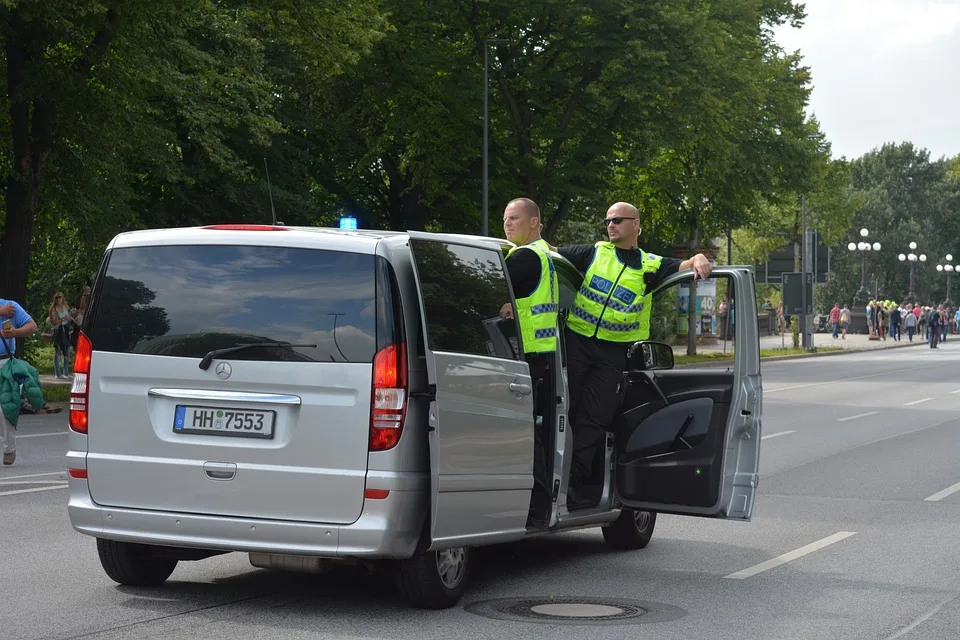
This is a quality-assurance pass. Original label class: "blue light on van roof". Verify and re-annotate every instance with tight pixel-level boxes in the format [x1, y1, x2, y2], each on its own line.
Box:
[339, 216, 358, 230]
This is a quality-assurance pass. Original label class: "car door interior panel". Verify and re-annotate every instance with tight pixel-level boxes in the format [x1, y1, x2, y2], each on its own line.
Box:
[614, 367, 735, 510]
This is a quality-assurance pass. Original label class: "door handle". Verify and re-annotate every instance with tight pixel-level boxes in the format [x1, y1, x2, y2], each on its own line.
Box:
[509, 381, 532, 396]
[203, 461, 237, 481]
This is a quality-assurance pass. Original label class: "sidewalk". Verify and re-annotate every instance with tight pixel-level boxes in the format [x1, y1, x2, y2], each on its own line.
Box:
[40, 374, 72, 387]
[676, 330, 940, 358]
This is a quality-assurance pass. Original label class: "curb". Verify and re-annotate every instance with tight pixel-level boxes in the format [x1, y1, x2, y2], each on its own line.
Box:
[675, 337, 931, 368]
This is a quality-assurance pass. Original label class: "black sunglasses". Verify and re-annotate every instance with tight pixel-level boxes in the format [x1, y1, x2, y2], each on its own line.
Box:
[604, 217, 638, 226]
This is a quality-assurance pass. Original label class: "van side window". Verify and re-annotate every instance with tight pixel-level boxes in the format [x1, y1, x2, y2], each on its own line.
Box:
[411, 240, 521, 360]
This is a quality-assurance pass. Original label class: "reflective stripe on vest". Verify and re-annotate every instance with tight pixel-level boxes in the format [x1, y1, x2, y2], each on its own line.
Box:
[566, 241, 663, 342]
[507, 239, 559, 353]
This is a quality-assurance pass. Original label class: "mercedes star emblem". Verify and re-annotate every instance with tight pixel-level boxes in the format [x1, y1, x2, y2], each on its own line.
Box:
[215, 362, 232, 380]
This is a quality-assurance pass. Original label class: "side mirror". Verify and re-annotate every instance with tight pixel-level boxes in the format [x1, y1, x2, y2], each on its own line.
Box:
[626, 340, 675, 371]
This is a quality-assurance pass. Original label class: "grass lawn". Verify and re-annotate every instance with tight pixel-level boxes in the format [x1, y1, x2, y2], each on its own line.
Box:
[675, 346, 843, 365]
[43, 385, 71, 403]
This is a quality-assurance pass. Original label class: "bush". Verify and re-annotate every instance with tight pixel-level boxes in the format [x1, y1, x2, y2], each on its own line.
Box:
[24, 340, 55, 374]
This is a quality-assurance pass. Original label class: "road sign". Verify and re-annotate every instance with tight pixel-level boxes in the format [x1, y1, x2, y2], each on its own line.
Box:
[754, 234, 829, 284]
[782, 272, 813, 315]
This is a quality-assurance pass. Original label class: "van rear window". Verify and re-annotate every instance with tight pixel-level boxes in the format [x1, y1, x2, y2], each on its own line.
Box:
[85, 245, 377, 363]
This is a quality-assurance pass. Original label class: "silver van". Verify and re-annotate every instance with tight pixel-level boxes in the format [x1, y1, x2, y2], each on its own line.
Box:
[66, 225, 762, 609]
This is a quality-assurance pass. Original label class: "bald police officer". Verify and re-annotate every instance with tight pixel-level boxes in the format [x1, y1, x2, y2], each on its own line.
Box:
[558, 202, 712, 508]
[501, 197, 559, 526]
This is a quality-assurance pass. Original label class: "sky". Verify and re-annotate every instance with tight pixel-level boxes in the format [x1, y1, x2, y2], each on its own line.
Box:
[774, 0, 960, 161]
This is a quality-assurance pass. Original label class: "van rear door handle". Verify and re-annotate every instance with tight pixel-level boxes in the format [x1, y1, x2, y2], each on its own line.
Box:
[203, 461, 237, 481]
[509, 381, 532, 396]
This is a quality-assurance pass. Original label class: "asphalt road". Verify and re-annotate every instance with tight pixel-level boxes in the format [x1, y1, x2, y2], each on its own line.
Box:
[3, 339, 959, 639]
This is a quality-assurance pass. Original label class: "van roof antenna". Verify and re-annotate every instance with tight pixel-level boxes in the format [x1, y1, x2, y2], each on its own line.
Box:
[264, 157, 279, 226]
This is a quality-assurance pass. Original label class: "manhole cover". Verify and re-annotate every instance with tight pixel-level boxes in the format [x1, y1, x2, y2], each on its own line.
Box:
[464, 597, 686, 626]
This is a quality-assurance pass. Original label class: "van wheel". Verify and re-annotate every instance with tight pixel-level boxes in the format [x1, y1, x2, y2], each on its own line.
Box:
[97, 538, 178, 586]
[602, 509, 657, 550]
[395, 541, 471, 609]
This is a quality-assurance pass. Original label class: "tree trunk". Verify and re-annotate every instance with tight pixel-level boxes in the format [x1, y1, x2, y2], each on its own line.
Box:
[2, 168, 41, 305]
[0, 5, 120, 330]
[686, 222, 701, 356]
[686, 278, 699, 356]
[2, 35, 54, 323]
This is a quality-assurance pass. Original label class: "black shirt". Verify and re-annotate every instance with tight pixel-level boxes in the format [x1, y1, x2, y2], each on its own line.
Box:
[504, 246, 545, 299]
[558, 244, 682, 291]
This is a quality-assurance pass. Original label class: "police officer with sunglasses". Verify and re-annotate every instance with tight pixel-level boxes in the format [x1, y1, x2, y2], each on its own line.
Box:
[557, 202, 712, 509]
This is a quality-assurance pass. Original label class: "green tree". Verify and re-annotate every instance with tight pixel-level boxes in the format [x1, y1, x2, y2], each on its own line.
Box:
[0, 1, 386, 309]
[307, 0, 810, 240]
[814, 143, 957, 309]
[609, 0, 812, 354]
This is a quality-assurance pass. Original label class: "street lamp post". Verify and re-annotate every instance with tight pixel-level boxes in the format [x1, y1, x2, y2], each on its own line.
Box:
[897, 242, 927, 303]
[481, 37, 508, 237]
[936, 254, 954, 306]
[847, 228, 880, 305]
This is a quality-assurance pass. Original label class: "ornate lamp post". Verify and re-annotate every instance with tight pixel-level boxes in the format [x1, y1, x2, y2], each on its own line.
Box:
[936, 254, 954, 307]
[897, 242, 927, 303]
[847, 228, 880, 305]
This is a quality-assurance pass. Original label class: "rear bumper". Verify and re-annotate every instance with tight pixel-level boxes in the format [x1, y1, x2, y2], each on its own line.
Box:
[67, 474, 428, 560]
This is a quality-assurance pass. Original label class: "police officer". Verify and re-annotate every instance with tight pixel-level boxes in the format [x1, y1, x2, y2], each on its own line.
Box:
[500, 197, 559, 526]
[558, 202, 712, 508]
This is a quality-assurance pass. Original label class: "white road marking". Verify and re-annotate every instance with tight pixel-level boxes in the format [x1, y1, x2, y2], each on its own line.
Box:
[0, 471, 65, 480]
[0, 480, 71, 485]
[765, 360, 952, 394]
[724, 531, 857, 579]
[951, 389, 960, 395]
[837, 411, 879, 422]
[924, 481, 960, 502]
[904, 397, 934, 406]
[0, 484, 68, 497]
[761, 430, 796, 441]
[16, 431, 68, 439]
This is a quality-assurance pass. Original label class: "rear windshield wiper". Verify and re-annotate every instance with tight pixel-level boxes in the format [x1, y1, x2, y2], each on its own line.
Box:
[198, 342, 317, 370]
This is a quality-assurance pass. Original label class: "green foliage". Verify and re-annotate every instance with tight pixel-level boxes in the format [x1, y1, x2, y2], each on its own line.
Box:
[3, 0, 957, 333]
[816, 143, 960, 307]
[0, 0, 387, 309]
[650, 285, 678, 344]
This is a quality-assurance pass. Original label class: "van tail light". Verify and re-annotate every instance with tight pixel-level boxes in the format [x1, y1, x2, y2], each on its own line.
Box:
[69, 332, 92, 434]
[369, 343, 407, 451]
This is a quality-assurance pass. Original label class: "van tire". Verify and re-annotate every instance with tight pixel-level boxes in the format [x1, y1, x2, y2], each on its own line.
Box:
[395, 539, 471, 609]
[97, 538, 178, 586]
[602, 509, 656, 550]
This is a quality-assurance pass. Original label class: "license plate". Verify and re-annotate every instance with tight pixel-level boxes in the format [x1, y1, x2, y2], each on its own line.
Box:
[173, 405, 275, 439]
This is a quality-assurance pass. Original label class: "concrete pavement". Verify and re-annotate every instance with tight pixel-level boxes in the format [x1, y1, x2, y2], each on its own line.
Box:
[678, 328, 948, 357]
[3, 344, 960, 639]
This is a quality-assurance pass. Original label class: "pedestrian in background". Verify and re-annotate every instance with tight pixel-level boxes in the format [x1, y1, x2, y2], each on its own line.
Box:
[0, 298, 39, 466]
[47, 292, 74, 380]
[889, 303, 901, 341]
[71, 285, 91, 349]
[929, 307, 941, 349]
[904, 304, 917, 341]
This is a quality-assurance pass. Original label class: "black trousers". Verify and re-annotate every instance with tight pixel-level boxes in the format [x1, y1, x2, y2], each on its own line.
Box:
[527, 353, 555, 515]
[565, 329, 628, 487]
